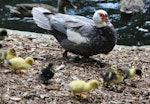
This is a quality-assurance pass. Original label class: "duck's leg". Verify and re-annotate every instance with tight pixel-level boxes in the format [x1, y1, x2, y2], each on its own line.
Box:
[63, 50, 68, 58]
[63, 50, 81, 62]
[80, 57, 105, 68]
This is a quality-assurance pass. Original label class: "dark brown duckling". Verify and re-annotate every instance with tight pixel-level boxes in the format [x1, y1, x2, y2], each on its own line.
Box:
[39, 63, 55, 84]
[119, 0, 144, 14]
[9, 0, 77, 17]
[0, 29, 8, 40]
[0, 29, 8, 48]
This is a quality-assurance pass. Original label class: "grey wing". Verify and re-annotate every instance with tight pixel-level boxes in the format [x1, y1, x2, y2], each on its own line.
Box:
[50, 13, 95, 36]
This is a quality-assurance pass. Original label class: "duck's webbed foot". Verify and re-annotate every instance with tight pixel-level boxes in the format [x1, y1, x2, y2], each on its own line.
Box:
[68, 56, 82, 62]
[79, 57, 105, 68]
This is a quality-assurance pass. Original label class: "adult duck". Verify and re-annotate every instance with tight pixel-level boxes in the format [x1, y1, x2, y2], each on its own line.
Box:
[119, 0, 144, 14]
[32, 7, 117, 59]
[9, 0, 77, 17]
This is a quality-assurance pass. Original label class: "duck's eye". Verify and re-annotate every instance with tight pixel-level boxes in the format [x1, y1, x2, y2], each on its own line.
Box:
[99, 13, 104, 17]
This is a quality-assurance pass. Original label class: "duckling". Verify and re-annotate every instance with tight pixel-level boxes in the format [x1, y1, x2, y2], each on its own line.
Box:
[0, 48, 16, 62]
[39, 63, 55, 84]
[119, 0, 144, 14]
[110, 66, 142, 82]
[118, 67, 142, 79]
[109, 65, 117, 71]
[100, 69, 124, 87]
[0, 29, 8, 40]
[10, 0, 77, 17]
[5, 57, 34, 73]
[69, 79, 99, 98]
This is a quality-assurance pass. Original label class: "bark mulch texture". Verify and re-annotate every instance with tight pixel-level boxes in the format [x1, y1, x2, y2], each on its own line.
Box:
[0, 31, 149, 104]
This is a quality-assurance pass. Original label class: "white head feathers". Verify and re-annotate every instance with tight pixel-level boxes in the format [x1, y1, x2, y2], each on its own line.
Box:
[92, 9, 108, 28]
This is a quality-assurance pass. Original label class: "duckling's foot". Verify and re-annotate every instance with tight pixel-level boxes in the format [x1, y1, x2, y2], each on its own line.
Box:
[42, 80, 50, 85]
[15, 69, 26, 73]
[79, 93, 87, 99]
[75, 93, 87, 99]
[39, 78, 50, 85]
[19, 69, 26, 73]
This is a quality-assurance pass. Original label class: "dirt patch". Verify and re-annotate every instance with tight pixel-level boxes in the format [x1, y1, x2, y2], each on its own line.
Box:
[0, 31, 150, 104]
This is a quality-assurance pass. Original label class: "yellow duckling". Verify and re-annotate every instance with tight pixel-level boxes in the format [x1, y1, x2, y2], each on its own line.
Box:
[0, 48, 16, 61]
[5, 56, 34, 73]
[69, 79, 99, 98]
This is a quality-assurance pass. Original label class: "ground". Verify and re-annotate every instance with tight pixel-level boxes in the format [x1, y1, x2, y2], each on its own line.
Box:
[0, 30, 150, 104]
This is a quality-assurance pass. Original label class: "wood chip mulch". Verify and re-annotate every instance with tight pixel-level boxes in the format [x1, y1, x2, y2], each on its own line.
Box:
[0, 32, 150, 104]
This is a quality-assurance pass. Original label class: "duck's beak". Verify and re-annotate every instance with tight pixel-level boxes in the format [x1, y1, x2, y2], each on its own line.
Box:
[71, 3, 77, 9]
[103, 15, 108, 22]
[69, 1, 77, 9]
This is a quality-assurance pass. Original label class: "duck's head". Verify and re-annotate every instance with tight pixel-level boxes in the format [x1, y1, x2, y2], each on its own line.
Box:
[92, 9, 109, 28]
[25, 57, 34, 65]
[88, 79, 99, 88]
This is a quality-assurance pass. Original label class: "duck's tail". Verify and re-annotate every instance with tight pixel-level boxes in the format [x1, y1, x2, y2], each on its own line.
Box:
[31, 7, 52, 30]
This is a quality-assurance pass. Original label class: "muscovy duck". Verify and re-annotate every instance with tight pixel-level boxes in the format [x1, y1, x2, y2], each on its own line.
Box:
[32, 7, 117, 59]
